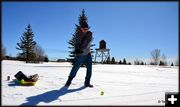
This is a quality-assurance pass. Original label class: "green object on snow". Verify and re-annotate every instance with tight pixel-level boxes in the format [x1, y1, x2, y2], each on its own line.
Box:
[16, 79, 37, 86]
[100, 91, 104, 95]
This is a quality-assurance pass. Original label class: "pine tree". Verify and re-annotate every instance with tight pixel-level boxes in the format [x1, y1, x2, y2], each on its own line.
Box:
[119, 60, 122, 64]
[111, 57, 116, 64]
[171, 62, 174, 66]
[79, 9, 88, 27]
[67, 24, 80, 64]
[137, 61, 139, 65]
[44, 55, 49, 62]
[140, 61, 144, 65]
[159, 60, 165, 66]
[106, 56, 111, 64]
[123, 58, 127, 65]
[16, 24, 36, 63]
[67, 9, 95, 65]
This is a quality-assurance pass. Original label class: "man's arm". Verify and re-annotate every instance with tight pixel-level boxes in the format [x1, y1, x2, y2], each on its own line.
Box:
[74, 31, 83, 54]
[80, 31, 92, 51]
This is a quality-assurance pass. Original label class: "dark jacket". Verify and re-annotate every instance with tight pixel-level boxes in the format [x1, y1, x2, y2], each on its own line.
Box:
[74, 30, 92, 56]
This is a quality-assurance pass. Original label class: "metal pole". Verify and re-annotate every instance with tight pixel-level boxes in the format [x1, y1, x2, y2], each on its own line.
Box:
[94, 50, 98, 63]
[101, 50, 103, 63]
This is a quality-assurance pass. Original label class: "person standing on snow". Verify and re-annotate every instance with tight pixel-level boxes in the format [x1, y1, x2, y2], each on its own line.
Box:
[65, 22, 93, 88]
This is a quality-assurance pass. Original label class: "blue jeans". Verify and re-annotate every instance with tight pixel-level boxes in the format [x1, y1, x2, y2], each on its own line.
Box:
[68, 53, 92, 85]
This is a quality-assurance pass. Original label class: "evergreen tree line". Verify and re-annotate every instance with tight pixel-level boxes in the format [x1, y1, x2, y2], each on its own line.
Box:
[102, 57, 131, 65]
[98, 56, 177, 66]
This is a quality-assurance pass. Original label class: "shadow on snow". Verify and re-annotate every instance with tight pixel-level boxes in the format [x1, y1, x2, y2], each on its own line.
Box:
[21, 86, 86, 105]
[8, 79, 21, 86]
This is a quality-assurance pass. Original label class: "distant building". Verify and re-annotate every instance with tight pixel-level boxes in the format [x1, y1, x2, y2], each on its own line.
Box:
[94, 40, 110, 63]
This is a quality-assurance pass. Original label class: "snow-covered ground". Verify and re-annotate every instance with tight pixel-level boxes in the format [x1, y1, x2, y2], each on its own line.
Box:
[1, 60, 179, 106]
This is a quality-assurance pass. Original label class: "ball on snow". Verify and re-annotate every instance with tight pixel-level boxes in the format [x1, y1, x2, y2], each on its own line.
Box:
[100, 91, 104, 95]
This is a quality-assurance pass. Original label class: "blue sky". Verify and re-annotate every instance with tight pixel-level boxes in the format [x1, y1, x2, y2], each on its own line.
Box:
[2, 2, 179, 63]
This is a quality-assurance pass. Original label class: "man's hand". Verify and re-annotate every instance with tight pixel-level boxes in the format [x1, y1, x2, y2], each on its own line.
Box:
[74, 49, 83, 54]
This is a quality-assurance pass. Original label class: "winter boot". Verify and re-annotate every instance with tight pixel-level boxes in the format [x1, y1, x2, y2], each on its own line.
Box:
[84, 83, 93, 88]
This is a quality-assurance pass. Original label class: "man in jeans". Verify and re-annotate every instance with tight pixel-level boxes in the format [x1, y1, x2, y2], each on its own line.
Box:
[65, 22, 93, 88]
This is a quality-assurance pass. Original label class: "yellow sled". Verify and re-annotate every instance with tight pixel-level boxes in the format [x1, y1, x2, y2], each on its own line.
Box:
[14, 72, 39, 86]
[16, 79, 37, 86]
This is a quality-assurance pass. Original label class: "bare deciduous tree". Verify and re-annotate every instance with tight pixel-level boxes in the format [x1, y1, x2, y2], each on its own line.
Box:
[175, 58, 179, 66]
[160, 54, 167, 66]
[2, 45, 6, 60]
[151, 49, 160, 65]
[34, 45, 45, 63]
